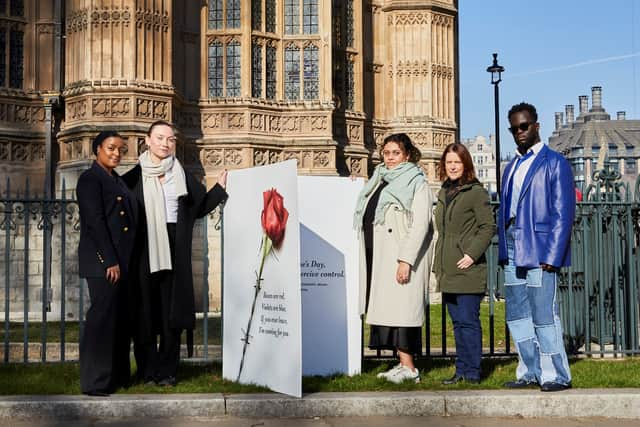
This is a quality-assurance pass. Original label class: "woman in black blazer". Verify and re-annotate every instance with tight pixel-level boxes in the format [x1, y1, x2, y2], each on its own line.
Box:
[122, 120, 227, 387]
[76, 131, 138, 396]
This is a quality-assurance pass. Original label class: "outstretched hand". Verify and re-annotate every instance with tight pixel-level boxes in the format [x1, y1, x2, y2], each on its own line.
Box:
[217, 169, 228, 189]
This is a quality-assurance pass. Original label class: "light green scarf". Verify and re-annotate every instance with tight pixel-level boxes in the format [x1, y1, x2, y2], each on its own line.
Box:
[353, 162, 426, 229]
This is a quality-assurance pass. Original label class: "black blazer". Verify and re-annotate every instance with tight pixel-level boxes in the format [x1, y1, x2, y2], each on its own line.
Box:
[122, 164, 227, 332]
[77, 162, 138, 279]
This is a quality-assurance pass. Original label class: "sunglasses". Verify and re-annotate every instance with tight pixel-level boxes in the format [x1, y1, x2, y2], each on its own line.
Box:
[508, 122, 534, 134]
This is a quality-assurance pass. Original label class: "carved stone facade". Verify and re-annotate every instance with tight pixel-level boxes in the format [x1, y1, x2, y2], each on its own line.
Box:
[0, 0, 458, 314]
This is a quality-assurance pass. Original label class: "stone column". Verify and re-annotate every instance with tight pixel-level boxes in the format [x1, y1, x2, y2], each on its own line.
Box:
[375, 1, 458, 185]
[58, 0, 175, 188]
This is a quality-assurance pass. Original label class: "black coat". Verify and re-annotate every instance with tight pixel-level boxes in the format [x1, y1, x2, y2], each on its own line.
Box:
[77, 162, 138, 279]
[122, 165, 228, 335]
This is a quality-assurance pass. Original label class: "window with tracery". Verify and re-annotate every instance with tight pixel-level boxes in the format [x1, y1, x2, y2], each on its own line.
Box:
[345, 0, 354, 47]
[0, 0, 23, 89]
[266, 0, 276, 33]
[266, 45, 277, 99]
[303, 0, 318, 34]
[208, 0, 241, 29]
[285, 0, 318, 34]
[284, 43, 319, 101]
[253, 0, 277, 33]
[285, 45, 300, 100]
[252, 41, 278, 100]
[252, 0, 262, 30]
[10, 0, 22, 16]
[226, 40, 241, 96]
[252, 43, 263, 98]
[8, 29, 22, 89]
[303, 45, 319, 99]
[345, 56, 354, 110]
[0, 29, 5, 86]
[208, 41, 224, 97]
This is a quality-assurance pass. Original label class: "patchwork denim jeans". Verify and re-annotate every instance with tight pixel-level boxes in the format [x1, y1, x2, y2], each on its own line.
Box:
[503, 227, 572, 385]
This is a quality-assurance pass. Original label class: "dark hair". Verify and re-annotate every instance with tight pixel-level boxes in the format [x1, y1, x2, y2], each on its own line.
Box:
[508, 102, 538, 122]
[92, 130, 122, 155]
[438, 143, 476, 183]
[147, 120, 175, 136]
[380, 133, 422, 163]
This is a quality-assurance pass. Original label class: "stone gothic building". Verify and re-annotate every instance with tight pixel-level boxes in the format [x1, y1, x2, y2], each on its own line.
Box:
[1, 0, 458, 315]
[549, 86, 640, 192]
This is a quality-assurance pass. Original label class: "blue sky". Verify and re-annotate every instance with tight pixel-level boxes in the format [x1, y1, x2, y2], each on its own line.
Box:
[459, 0, 640, 155]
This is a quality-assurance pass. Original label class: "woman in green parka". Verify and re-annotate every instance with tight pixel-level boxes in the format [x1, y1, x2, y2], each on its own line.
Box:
[434, 143, 495, 385]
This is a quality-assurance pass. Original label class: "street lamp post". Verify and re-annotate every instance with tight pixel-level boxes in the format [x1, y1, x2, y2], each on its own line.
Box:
[486, 53, 504, 196]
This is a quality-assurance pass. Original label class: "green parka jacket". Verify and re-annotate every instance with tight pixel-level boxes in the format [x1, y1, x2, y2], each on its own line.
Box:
[433, 180, 496, 293]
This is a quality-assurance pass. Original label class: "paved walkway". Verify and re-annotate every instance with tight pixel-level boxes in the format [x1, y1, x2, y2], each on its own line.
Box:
[1, 389, 640, 420]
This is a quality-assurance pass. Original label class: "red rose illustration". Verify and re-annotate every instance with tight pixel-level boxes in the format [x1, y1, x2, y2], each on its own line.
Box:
[261, 189, 289, 249]
[238, 187, 290, 382]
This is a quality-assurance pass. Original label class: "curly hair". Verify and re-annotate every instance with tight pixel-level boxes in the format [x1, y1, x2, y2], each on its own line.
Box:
[508, 102, 538, 122]
[380, 133, 422, 163]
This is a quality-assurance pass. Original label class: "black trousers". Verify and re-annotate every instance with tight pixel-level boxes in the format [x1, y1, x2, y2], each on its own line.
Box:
[80, 277, 131, 393]
[135, 224, 182, 381]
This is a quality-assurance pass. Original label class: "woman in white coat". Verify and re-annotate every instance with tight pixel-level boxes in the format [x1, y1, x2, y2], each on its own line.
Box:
[354, 133, 434, 384]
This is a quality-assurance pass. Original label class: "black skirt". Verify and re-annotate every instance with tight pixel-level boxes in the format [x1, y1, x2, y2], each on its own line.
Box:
[369, 324, 422, 355]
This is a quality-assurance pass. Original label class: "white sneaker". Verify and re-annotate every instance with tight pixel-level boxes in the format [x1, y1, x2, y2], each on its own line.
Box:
[376, 363, 403, 379]
[386, 365, 420, 384]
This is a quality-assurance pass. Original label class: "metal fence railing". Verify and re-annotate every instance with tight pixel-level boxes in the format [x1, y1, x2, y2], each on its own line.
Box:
[2, 165, 640, 364]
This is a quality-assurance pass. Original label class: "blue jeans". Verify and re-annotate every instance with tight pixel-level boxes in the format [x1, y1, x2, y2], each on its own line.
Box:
[504, 227, 571, 385]
[444, 293, 483, 380]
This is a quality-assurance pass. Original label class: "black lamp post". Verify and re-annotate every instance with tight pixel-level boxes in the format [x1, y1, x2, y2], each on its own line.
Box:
[486, 53, 504, 196]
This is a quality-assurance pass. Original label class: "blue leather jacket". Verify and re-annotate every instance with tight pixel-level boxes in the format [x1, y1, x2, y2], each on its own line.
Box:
[498, 144, 576, 268]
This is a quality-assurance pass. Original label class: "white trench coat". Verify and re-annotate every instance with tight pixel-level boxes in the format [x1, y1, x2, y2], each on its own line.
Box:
[358, 181, 434, 327]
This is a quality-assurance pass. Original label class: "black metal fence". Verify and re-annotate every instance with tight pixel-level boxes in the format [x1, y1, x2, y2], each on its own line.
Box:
[2, 166, 640, 364]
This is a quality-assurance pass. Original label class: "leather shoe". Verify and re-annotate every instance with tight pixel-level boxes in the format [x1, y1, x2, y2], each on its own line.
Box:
[84, 390, 110, 397]
[441, 374, 464, 385]
[442, 374, 480, 385]
[504, 379, 538, 389]
[541, 381, 571, 392]
[156, 376, 176, 387]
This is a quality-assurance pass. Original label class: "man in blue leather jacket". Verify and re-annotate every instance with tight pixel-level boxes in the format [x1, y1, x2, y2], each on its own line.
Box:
[498, 102, 576, 392]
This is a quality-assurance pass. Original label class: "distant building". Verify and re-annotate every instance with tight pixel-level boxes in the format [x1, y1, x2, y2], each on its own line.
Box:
[549, 86, 640, 191]
[462, 135, 497, 194]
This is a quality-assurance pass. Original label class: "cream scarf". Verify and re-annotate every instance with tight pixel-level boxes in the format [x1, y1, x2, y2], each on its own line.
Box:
[139, 150, 188, 273]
